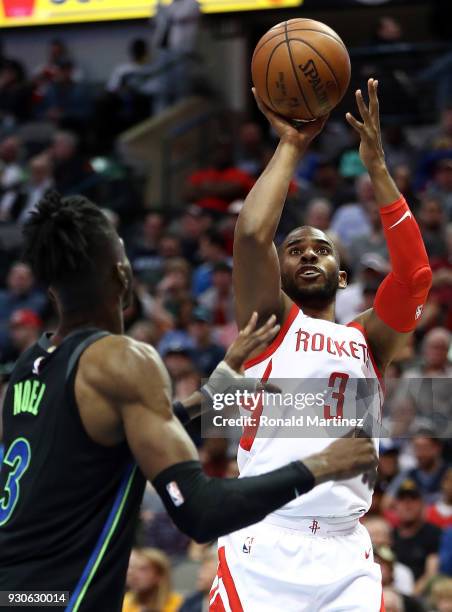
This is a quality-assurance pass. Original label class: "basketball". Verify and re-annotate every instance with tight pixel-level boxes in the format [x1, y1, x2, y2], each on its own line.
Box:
[251, 19, 351, 121]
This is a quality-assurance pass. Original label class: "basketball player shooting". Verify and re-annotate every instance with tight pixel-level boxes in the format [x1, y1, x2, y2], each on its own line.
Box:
[209, 79, 432, 611]
[0, 193, 377, 611]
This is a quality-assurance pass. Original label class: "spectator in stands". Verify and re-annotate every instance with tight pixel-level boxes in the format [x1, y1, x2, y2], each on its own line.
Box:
[426, 468, 452, 529]
[0, 59, 30, 126]
[0, 262, 47, 359]
[430, 577, 452, 612]
[378, 442, 401, 494]
[382, 588, 404, 612]
[151, 0, 201, 112]
[386, 432, 450, 506]
[335, 253, 389, 324]
[418, 196, 448, 259]
[364, 516, 415, 596]
[303, 197, 349, 270]
[139, 482, 191, 559]
[392, 479, 442, 593]
[6, 154, 54, 224]
[49, 131, 93, 195]
[383, 126, 417, 171]
[199, 261, 234, 328]
[405, 328, 452, 379]
[0, 136, 23, 192]
[348, 199, 388, 276]
[235, 121, 272, 177]
[8, 309, 42, 359]
[126, 319, 158, 346]
[375, 546, 424, 611]
[330, 174, 374, 247]
[429, 159, 452, 220]
[188, 305, 225, 375]
[220, 199, 242, 256]
[123, 548, 182, 612]
[107, 38, 150, 94]
[0, 136, 24, 220]
[178, 205, 212, 264]
[439, 528, 452, 577]
[179, 546, 218, 612]
[34, 39, 82, 86]
[158, 331, 196, 381]
[37, 59, 91, 129]
[158, 233, 182, 259]
[428, 223, 452, 330]
[310, 159, 353, 209]
[400, 330, 452, 434]
[425, 106, 452, 152]
[184, 139, 255, 213]
[366, 16, 418, 119]
[156, 257, 192, 321]
[128, 212, 166, 286]
[192, 230, 229, 297]
[0, 262, 47, 323]
[393, 164, 420, 212]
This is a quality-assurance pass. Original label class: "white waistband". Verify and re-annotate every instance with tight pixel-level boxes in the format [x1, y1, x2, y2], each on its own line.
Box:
[262, 514, 361, 535]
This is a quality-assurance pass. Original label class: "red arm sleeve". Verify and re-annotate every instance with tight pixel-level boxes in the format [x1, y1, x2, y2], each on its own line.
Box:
[374, 196, 432, 332]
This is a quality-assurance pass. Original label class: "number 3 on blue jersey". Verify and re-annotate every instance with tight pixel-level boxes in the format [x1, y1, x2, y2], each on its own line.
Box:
[0, 437, 31, 526]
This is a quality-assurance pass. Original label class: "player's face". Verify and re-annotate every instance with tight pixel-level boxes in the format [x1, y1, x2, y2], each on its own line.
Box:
[279, 227, 346, 307]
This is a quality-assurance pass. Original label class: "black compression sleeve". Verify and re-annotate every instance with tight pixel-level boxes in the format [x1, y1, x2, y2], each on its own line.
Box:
[152, 460, 315, 543]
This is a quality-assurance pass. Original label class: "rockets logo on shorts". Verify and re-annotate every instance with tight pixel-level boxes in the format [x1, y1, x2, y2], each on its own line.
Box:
[309, 520, 320, 534]
[166, 481, 185, 506]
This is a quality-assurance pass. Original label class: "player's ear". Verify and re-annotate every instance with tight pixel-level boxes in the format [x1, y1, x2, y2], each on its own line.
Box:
[116, 262, 129, 294]
[338, 270, 347, 289]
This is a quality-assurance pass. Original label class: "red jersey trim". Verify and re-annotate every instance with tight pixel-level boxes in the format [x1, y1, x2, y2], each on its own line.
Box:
[244, 303, 299, 370]
[239, 359, 272, 452]
[217, 546, 244, 612]
[346, 321, 384, 386]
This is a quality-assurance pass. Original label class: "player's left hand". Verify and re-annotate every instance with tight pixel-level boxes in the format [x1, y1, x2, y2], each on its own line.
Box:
[224, 312, 280, 373]
[345, 78, 386, 174]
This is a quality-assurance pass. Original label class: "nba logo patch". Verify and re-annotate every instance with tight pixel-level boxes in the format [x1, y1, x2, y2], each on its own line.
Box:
[166, 481, 185, 507]
[415, 304, 424, 320]
[242, 536, 255, 554]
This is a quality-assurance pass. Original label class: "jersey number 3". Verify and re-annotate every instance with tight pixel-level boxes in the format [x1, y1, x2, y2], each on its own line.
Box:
[324, 372, 349, 419]
[0, 437, 31, 526]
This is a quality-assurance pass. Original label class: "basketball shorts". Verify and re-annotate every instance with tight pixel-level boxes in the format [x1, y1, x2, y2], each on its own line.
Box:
[209, 516, 384, 612]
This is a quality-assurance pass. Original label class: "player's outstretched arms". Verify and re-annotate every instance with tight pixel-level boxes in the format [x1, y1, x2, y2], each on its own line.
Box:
[174, 312, 280, 424]
[234, 91, 328, 328]
[75, 336, 376, 543]
[346, 78, 432, 371]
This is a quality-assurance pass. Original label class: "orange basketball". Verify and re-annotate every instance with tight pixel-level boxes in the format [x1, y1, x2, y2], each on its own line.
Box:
[251, 19, 351, 121]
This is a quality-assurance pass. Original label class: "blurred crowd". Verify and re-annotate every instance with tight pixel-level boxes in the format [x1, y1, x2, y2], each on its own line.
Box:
[1, 11, 452, 612]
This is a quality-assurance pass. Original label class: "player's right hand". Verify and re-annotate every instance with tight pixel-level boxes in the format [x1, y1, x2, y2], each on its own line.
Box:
[304, 435, 378, 486]
[252, 88, 329, 149]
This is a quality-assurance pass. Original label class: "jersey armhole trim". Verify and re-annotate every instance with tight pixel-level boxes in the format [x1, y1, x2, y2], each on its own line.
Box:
[244, 303, 299, 370]
[346, 321, 385, 389]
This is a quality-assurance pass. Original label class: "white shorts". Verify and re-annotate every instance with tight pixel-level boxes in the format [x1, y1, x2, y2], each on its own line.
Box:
[209, 517, 384, 612]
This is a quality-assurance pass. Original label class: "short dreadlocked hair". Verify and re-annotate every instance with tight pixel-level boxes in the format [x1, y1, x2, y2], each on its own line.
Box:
[22, 190, 118, 308]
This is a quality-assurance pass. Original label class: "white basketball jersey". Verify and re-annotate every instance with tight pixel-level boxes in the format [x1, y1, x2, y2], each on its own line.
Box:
[238, 304, 384, 521]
